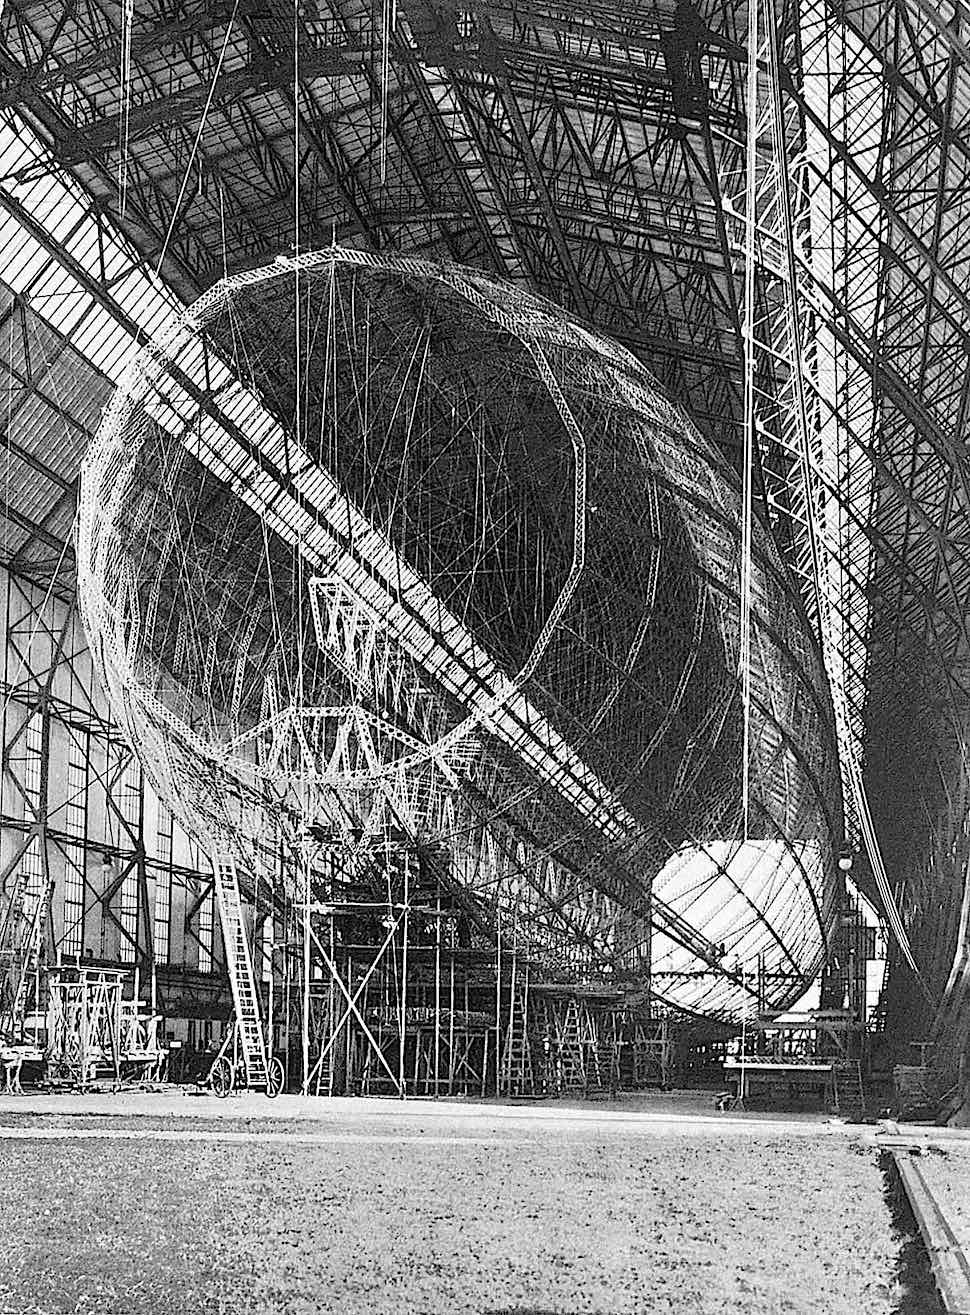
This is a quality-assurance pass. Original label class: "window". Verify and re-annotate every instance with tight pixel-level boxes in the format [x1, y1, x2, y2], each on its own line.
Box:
[198, 881, 214, 974]
[108, 741, 140, 964]
[153, 805, 173, 964]
[62, 738, 87, 957]
[19, 716, 45, 922]
[186, 834, 215, 974]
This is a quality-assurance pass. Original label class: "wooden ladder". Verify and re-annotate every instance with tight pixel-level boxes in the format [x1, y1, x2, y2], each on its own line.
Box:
[0, 878, 26, 1033]
[0, 877, 52, 1038]
[579, 1001, 608, 1094]
[553, 998, 587, 1095]
[212, 853, 268, 1088]
[500, 988, 533, 1096]
[832, 1059, 866, 1121]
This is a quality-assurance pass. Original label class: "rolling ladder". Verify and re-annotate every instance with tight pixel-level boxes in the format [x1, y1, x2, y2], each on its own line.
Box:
[212, 853, 268, 1088]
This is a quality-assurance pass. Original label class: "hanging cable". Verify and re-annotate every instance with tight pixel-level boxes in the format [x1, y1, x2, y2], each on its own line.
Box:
[154, 2, 239, 278]
[738, 0, 759, 844]
[379, 0, 393, 185]
[117, 0, 134, 217]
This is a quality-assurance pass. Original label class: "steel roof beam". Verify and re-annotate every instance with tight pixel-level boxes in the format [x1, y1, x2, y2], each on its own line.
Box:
[473, 23, 593, 316]
[899, 0, 970, 76]
[792, 92, 970, 346]
[237, 4, 383, 248]
[828, 0, 970, 174]
[1, 496, 69, 557]
[47, 45, 365, 164]
[394, 64, 513, 274]
[0, 0, 244, 103]
[3, 5, 379, 292]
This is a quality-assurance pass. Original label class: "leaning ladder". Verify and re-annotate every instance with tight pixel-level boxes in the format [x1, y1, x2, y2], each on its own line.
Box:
[500, 987, 533, 1097]
[1, 877, 53, 1039]
[212, 853, 268, 1087]
[832, 1058, 866, 1121]
[551, 997, 587, 1095]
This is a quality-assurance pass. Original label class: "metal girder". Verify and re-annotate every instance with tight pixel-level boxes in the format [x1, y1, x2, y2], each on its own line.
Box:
[0, 0, 244, 105]
[1, 500, 68, 559]
[0, 0, 761, 454]
[49, 46, 366, 163]
[0, 0, 968, 1053]
[478, 23, 592, 316]
[3, 9, 374, 298]
[900, 0, 970, 74]
[829, 1, 970, 175]
[394, 63, 513, 274]
[0, 571, 222, 979]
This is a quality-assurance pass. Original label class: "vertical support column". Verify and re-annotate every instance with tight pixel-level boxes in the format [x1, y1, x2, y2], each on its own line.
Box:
[434, 876, 441, 1099]
[447, 909, 456, 1098]
[301, 846, 311, 1096]
[494, 909, 502, 1096]
[398, 855, 409, 1099]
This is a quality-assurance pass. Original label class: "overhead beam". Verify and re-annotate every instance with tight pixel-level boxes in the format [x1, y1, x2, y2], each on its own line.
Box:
[48, 45, 366, 163]
[0, 0, 245, 101]
[900, 0, 970, 75]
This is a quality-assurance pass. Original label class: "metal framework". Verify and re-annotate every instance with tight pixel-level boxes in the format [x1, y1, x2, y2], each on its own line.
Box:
[75, 246, 840, 1024]
[0, 0, 966, 1096]
[0, 553, 232, 1025]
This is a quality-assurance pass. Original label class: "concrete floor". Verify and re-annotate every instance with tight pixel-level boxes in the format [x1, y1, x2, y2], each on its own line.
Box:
[0, 1085, 849, 1129]
[0, 1089, 945, 1314]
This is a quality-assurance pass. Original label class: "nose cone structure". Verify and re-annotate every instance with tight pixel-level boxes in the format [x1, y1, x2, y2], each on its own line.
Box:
[76, 247, 841, 1022]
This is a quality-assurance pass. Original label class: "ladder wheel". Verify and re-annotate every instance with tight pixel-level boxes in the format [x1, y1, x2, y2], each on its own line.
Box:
[210, 1057, 234, 1099]
[266, 1056, 285, 1099]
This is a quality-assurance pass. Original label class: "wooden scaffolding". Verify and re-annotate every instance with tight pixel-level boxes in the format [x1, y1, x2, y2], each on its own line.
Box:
[44, 966, 164, 1088]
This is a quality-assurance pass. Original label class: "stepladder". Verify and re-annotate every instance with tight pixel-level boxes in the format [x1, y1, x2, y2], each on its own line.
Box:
[208, 851, 284, 1098]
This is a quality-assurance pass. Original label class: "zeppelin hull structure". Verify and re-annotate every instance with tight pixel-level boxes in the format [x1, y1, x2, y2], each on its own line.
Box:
[76, 248, 841, 1021]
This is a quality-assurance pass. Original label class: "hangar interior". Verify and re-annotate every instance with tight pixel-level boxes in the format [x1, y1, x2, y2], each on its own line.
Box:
[0, 0, 966, 1119]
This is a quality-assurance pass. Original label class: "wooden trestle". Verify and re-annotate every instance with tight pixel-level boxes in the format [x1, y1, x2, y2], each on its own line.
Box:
[44, 966, 164, 1087]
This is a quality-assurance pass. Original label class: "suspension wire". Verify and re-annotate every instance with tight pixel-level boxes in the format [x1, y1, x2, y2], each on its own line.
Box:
[4, 294, 12, 581]
[154, 1, 239, 278]
[739, 0, 759, 843]
[379, 0, 395, 185]
[293, 0, 303, 709]
[118, 0, 134, 217]
[218, 181, 229, 284]
[293, 0, 313, 1093]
